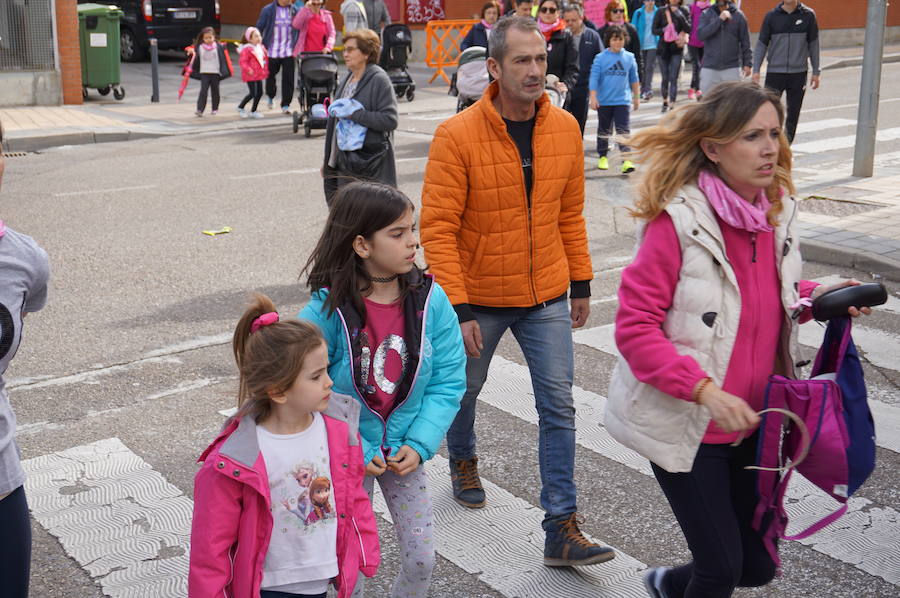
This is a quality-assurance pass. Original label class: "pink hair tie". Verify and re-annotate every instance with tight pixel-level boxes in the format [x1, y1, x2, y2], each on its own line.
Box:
[250, 312, 279, 334]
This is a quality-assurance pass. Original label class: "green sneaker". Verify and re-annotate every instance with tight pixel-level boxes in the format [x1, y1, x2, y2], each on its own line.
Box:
[597, 156, 609, 170]
[621, 160, 636, 174]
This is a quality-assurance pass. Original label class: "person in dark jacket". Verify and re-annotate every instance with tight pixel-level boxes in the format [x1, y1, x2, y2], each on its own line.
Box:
[564, 3, 603, 134]
[752, 0, 821, 143]
[256, 0, 299, 112]
[461, 2, 501, 51]
[537, 0, 579, 96]
[597, 0, 643, 88]
[696, 0, 751, 96]
[652, 0, 690, 112]
[323, 29, 398, 205]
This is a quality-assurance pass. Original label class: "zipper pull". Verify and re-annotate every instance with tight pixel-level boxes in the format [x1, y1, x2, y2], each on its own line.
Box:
[751, 233, 757, 263]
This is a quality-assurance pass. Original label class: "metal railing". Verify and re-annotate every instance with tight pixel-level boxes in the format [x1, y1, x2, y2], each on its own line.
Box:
[0, 0, 57, 72]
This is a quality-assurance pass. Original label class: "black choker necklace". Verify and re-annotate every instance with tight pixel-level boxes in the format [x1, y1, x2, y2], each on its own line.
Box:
[371, 274, 398, 283]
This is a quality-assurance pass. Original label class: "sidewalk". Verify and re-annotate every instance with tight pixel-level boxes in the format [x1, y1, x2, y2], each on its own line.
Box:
[2, 46, 899, 280]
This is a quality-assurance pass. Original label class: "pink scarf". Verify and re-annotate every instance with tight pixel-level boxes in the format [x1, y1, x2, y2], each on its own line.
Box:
[538, 18, 565, 41]
[201, 42, 216, 51]
[698, 170, 773, 233]
[481, 19, 494, 31]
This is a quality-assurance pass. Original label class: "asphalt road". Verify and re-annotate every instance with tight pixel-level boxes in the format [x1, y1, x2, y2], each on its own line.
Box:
[3, 58, 900, 597]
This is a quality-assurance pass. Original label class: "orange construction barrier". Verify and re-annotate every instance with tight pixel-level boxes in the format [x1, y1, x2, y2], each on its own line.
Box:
[425, 19, 478, 85]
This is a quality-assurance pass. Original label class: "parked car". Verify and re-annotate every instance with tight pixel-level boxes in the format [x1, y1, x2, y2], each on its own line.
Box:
[77, 0, 220, 62]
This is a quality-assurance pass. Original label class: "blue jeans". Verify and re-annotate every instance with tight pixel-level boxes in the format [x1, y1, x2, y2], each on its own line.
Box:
[446, 300, 578, 528]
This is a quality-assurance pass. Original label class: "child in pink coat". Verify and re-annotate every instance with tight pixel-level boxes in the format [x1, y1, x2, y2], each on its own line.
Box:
[189, 294, 379, 598]
[237, 27, 269, 119]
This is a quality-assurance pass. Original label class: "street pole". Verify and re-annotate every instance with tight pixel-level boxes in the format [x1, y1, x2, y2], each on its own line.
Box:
[852, 0, 888, 177]
[150, 38, 160, 103]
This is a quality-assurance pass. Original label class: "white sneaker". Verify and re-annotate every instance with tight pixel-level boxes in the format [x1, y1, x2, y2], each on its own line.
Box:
[250, 112, 264, 119]
[238, 108, 248, 118]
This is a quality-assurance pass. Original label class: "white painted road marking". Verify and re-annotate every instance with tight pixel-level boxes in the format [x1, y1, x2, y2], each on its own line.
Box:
[791, 127, 900, 154]
[479, 356, 900, 585]
[22, 438, 191, 598]
[229, 168, 320, 180]
[374, 455, 651, 597]
[54, 184, 157, 197]
[572, 323, 900, 454]
[794, 118, 857, 135]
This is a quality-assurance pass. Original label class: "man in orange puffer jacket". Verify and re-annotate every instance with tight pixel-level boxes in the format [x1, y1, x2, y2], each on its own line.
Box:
[421, 16, 614, 569]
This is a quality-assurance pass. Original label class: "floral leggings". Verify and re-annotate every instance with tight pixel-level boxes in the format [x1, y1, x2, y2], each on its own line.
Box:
[351, 466, 435, 598]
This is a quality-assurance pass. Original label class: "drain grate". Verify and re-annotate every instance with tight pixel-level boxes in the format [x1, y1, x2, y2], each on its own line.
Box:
[3, 152, 30, 158]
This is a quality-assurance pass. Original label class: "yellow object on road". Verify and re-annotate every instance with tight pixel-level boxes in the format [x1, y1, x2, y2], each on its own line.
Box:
[202, 226, 232, 236]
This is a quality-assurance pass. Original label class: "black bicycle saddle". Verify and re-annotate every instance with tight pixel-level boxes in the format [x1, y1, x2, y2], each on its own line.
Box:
[811, 282, 888, 321]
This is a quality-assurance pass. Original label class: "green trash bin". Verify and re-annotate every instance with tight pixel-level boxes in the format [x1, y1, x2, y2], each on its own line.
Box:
[78, 3, 126, 100]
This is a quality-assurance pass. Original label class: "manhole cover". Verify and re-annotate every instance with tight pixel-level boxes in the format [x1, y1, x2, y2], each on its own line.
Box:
[799, 197, 880, 217]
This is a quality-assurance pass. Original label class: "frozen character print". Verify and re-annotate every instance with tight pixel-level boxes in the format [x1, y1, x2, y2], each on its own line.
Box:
[281, 461, 316, 521]
[306, 476, 335, 525]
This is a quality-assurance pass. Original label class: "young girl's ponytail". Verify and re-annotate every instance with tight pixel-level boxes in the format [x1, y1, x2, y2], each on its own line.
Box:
[232, 293, 324, 422]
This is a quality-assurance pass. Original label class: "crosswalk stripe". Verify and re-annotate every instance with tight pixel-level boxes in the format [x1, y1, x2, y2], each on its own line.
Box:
[791, 126, 900, 154]
[572, 323, 900, 455]
[22, 438, 190, 598]
[373, 455, 650, 597]
[794, 118, 857, 135]
[479, 356, 900, 585]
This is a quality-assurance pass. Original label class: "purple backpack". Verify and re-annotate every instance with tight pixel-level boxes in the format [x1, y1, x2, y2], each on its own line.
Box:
[750, 316, 876, 568]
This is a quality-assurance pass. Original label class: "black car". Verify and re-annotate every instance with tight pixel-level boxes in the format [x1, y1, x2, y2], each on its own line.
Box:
[78, 0, 220, 61]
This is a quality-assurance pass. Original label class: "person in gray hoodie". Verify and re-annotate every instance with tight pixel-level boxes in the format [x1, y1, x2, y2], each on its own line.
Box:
[340, 0, 368, 34]
[752, 0, 821, 143]
[696, 0, 751, 95]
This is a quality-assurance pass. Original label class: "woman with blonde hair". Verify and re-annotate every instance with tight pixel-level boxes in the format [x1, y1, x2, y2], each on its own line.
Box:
[605, 81, 870, 598]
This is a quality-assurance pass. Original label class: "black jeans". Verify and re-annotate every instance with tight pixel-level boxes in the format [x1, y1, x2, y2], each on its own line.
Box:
[259, 591, 326, 598]
[651, 435, 777, 598]
[596, 105, 631, 157]
[765, 71, 807, 143]
[568, 87, 590, 135]
[239, 80, 264, 112]
[266, 55, 296, 108]
[688, 45, 704, 91]
[196, 73, 220, 113]
[0, 485, 31, 598]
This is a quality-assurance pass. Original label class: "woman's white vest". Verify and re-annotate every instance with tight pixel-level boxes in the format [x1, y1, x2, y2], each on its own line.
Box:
[606, 185, 804, 473]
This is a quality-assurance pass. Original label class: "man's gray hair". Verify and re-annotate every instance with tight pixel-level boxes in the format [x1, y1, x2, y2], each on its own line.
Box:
[490, 15, 542, 63]
[563, 2, 584, 17]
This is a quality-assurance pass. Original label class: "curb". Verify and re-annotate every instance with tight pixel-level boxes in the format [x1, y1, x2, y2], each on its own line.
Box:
[822, 52, 900, 71]
[5, 119, 292, 153]
[800, 238, 900, 282]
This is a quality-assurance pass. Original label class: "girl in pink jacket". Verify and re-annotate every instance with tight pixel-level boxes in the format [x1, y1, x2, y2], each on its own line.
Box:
[189, 294, 379, 598]
[237, 27, 269, 118]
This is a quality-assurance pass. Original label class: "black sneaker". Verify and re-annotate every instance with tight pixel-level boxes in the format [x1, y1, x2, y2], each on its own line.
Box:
[449, 456, 486, 508]
[543, 513, 616, 567]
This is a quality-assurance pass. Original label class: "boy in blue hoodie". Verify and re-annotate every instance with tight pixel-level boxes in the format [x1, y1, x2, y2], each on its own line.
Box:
[589, 24, 640, 174]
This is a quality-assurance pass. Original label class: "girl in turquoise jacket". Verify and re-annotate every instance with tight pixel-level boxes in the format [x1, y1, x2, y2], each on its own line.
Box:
[299, 181, 466, 598]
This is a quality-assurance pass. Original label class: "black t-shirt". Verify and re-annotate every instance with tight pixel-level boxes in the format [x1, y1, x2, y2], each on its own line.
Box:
[503, 116, 535, 204]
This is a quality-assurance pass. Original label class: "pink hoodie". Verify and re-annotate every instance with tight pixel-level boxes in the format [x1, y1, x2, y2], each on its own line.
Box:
[188, 413, 380, 598]
[615, 211, 818, 444]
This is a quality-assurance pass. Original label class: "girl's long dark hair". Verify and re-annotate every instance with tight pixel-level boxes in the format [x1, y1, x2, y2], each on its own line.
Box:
[302, 181, 419, 322]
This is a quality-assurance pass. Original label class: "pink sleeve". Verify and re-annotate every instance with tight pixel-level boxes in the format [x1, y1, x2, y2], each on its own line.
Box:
[614, 213, 709, 401]
[350, 435, 380, 576]
[797, 279, 820, 324]
[325, 13, 336, 51]
[188, 464, 242, 597]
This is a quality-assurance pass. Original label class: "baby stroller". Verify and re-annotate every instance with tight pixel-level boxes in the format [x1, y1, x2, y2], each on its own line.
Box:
[380, 24, 416, 101]
[450, 46, 489, 113]
[544, 74, 568, 108]
[292, 52, 338, 138]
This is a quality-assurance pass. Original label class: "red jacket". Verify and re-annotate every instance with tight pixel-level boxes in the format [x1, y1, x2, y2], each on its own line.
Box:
[239, 44, 269, 82]
[188, 395, 380, 598]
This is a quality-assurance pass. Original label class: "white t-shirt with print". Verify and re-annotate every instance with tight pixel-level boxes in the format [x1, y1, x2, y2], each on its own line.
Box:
[257, 412, 338, 594]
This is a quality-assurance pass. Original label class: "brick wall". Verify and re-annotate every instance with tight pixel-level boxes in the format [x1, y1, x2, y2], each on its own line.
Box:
[56, 0, 83, 105]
